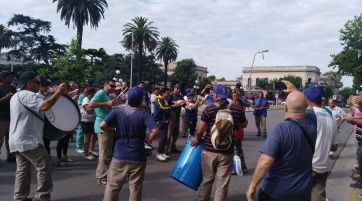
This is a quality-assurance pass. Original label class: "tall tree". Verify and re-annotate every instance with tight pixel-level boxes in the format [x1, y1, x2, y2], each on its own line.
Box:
[329, 14, 362, 87]
[0, 24, 13, 55]
[7, 14, 66, 66]
[169, 58, 197, 90]
[155, 36, 178, 87]
[53, 0, 108, 49]
[122, 16, 159, 84]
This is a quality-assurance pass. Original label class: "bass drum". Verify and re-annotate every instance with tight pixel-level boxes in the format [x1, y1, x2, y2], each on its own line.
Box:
[43, 93, 81, 140]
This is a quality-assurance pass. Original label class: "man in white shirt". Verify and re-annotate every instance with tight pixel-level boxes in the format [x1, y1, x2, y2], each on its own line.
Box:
[304, 87, 338, 201]
[9, 71, 67, 201]
[327, 98, 346, 159]
[150, 87, 159, 115]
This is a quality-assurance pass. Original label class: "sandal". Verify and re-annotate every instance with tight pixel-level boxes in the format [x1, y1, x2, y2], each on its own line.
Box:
[61, 157, 75, 163]
[84, 155, 96, 161]
[90, 151, 98, 157]
[58, 160, 68, 167]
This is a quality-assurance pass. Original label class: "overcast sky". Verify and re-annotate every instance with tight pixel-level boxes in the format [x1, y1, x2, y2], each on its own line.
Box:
[0, 0, 360, 88]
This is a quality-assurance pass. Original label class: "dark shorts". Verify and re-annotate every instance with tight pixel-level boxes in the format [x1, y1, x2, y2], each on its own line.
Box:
[80, 121, 95, 134]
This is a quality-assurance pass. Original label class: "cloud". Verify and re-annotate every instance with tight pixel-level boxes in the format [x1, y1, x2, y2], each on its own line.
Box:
[0, 0, 359, 87]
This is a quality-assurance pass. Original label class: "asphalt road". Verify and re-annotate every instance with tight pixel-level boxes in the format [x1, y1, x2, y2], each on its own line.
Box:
[0, 109, 353, 201]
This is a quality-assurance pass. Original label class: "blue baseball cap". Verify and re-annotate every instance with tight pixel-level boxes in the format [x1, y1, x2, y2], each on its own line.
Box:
[213, 84, 228, 99]
[304, 87, 322, 101]
[128, 86, 143, 104]
[186, 92, 194, 97]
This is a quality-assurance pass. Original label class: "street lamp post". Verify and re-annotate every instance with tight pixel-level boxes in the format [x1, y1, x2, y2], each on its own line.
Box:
[194, 80, 200, 95]
[248, 50, 269, 100]
[114, 70, 120, 82]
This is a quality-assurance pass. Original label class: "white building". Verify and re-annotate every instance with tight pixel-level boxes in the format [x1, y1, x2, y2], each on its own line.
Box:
[159, 62, 208, 82]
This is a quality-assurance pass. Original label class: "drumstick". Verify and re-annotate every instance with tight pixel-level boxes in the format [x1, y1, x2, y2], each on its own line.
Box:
[115, 87, 128, 100]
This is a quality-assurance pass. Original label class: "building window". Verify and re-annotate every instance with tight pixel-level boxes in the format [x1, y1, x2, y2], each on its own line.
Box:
[256, 78, 260, 87]
[308, 78, 311, 83]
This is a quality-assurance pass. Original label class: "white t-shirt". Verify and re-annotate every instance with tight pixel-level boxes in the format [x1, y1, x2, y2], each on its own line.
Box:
[327, 106, 346, 124]
[9, 90, 44, 153]
[81, 97, 96, 122]
[312, 107, 338, 173]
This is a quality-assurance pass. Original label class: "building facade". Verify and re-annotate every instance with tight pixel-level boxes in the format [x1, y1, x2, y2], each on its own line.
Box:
[159, 62, 208, 82]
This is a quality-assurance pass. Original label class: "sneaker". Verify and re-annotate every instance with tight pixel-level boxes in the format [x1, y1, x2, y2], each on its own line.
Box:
[350, 182, 362, 189]
[170, 148, 181, 153]
[84, 155, 96, 161]
[162, 153, 171, 159]
[329, 155, 335, 160]
[256, 133, 261, 136]
[156, 154, 166, 162]
[262, 134, 267, 138]
[97, 179, 107, 186]
[76, 149, 84, 154]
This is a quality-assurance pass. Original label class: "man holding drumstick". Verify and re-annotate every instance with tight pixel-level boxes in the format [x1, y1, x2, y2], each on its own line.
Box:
[9, 71, 67, 201]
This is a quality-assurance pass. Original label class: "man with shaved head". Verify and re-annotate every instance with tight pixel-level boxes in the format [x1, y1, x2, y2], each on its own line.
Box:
[246, 81, 317, 201]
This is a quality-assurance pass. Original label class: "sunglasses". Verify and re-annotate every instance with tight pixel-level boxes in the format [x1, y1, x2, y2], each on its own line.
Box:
[109, 84, 116, 88]
[29, 80, 41, 85]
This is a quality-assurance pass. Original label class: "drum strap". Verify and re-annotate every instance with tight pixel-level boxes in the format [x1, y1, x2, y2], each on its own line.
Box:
[17, 93, 45, 122]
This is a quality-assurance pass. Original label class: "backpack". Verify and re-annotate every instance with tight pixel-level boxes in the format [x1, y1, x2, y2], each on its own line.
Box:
[210, 103, 234, 150]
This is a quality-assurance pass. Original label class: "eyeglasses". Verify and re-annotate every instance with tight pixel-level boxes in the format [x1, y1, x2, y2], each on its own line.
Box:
[29, 80, 41, 85]
[109, 84, 116, 88]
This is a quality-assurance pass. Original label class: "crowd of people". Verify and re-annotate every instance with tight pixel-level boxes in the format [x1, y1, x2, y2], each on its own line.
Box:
[0, 70, 357, 201]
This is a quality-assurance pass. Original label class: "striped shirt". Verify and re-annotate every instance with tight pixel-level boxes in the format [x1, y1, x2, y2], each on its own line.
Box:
[201, 99, 247, 154]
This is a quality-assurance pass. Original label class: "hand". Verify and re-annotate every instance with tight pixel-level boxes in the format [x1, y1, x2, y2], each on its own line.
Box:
[5, 92, 13, 99]
[57, 83, 67, 93]
[146, 137, 152, 145]
[246, 186, 256, 201]
[107, 100, 115, 107]
[344, 114, 354, 123]
[282, 80, 298, 93]
[190, 138, 199, 147]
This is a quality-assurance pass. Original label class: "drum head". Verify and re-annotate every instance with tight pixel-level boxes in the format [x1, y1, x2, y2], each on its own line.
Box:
[43, 93, 80, 132]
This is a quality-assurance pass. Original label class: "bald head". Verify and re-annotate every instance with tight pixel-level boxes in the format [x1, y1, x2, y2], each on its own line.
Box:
[285, 91, 308, 119]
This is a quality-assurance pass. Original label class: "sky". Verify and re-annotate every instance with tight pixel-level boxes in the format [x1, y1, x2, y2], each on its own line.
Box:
[0, 0, 360, 88]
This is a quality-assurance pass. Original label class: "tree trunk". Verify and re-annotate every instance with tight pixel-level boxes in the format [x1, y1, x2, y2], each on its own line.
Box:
[77, 24, 83, 49]
[164, 60, 168, 88]
[137, 43, 143, 84]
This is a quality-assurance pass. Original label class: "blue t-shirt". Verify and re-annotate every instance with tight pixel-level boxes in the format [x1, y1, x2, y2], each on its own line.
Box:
[260, 109, 317, 200]
[104, 106, 157, 163]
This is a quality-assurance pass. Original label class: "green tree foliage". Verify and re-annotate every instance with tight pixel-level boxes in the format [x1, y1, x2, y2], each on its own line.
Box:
[43, 38, 93, 84]
[339, 87, 355, 102]
[0, 24, 13, 55]
[218, 77, 226, 81]
[282, 74, 303, 90]
[329, 14, 362, 87]
[199, 75, 216, 91]
[155, 36, 178, 87]
[122, 16, 159, 84]
[53, 0, 108, 49]
[7, 14, 66, 66]
[256, 79, 273, 90]
[84, 48, 107, 65]
[169, 59, 197, 90]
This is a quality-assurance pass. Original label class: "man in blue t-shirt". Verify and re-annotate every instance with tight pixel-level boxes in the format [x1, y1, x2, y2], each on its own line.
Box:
[251, 92, 269, 138]
[100, 86, 159, 201]
[246, 81, 317, 201]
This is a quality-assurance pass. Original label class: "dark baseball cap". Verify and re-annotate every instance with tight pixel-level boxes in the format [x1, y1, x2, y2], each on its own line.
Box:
[304, 87, 322, 101]
[20, 71, 38, 90]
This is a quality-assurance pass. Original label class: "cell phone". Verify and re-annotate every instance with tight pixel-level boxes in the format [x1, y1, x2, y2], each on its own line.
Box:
[274, 82, 287, 90]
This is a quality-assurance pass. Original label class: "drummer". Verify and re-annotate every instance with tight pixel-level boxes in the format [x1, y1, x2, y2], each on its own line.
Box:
[9, 71, 67, 201]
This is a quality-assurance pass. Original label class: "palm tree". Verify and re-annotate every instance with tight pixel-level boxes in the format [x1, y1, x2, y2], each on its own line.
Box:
[155, 37, 179, 87]
[53, 0, 108, 49]
[0, 24, 13, 55]
[122, 16, 159, 84]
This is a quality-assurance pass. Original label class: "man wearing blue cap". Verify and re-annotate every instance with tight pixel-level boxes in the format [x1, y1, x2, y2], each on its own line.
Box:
[100, 86, 159, 201]
[304, 87, 338, 201]
[191, 84, 248, 201]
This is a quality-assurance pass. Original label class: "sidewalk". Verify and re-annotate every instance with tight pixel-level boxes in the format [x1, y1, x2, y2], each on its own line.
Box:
[326, 132, 360, 201]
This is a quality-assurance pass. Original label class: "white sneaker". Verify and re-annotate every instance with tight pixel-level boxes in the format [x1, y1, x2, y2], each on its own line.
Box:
[76, 149, 84, 154]
[156, 154, 166, 161]
[162, 153, 170, 159]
